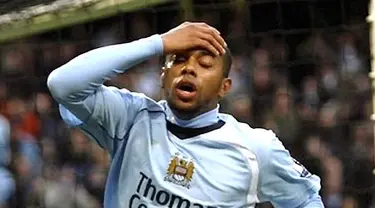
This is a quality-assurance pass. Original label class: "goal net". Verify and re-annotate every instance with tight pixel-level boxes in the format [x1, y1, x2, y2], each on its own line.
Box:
[0, 0, 373, 207]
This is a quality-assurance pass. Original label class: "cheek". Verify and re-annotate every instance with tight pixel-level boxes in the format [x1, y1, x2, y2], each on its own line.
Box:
[162, 75, 178, 97]
[163, 73, 174, 88]
[164, 67, 181, 83]
[200, 75, 223, 95]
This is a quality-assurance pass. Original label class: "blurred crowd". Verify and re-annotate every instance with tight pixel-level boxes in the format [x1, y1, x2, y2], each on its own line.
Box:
[0, 1, 374, 208]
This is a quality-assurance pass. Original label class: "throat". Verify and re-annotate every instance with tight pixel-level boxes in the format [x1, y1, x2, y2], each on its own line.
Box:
[166, 104, 220, 128]
[171, 108, 205, 120]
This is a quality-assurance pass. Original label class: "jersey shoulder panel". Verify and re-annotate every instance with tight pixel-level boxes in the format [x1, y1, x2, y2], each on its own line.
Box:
[218, 113, 276, 148]
[116, 87, 165, 113]
[218, 113, 277, 164]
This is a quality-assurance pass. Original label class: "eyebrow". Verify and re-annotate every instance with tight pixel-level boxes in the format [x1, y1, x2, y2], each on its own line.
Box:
[198, 50, 215, 57]
[172, 49, 216, 59]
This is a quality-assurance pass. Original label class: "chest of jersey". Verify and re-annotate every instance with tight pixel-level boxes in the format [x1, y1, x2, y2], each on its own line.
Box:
[115, 115, 259, 208]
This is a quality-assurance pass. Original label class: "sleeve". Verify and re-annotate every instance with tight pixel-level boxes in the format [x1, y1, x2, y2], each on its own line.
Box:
[47, 35, 163, 155]
[58, 87, 146, 154]
[257, 131, 324, 208]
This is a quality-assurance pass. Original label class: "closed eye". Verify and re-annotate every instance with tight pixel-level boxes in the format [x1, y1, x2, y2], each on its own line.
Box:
[199, 62, 213, 68]
[199, 56, 214, 68]
[174, 56, 187, 63]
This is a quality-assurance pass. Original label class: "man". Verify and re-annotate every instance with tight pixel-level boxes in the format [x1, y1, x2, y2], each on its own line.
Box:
[47, 22, 324, 208]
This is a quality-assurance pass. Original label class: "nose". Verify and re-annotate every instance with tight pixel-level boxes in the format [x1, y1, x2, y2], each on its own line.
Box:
[181, 59, 197, 77]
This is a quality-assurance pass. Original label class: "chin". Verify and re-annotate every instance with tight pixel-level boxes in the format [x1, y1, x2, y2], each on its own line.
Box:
[168, 99, 200, 114]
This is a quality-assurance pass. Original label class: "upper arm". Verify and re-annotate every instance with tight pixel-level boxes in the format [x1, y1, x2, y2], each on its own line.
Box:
[59, 85, 146, 153]
[257, 131, 322, 208]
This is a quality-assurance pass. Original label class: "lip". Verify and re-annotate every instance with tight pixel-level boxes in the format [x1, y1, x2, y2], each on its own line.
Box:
[174, 78, 198, 101]
[176, 79, 197, 91]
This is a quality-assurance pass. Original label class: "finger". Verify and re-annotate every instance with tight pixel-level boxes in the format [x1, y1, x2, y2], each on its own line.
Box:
[211, 29, 227, 48]
[200, 27, 226, 50]
[197, 39, 220, 56]
[199, 32, 225, 55]
[196, 23, 221, 35]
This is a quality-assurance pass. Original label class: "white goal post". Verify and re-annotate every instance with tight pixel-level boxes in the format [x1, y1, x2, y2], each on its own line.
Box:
[367, 0, 375, 175]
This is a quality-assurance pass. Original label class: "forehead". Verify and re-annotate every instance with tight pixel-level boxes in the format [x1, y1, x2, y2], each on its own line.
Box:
[165, 49, 223, 65]
[179, 49, 217, 58]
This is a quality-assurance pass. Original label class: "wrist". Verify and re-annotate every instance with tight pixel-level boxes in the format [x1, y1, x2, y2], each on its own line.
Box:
[160, 33, 171, 54]
[149, 34, 164, 55]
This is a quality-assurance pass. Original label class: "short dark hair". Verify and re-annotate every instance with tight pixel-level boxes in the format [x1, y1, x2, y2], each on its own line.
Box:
[222, 46, 232, 78]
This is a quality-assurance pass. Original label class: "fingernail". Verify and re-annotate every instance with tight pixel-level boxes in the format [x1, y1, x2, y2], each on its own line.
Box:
[224, 42, 227, 47]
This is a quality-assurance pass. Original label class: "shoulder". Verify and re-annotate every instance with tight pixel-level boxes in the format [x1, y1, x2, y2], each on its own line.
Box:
[218, 113, 278, 158]
[219, 113, 276, 145]
[106, 86, 165, 112]
[59, 86, 166, 127]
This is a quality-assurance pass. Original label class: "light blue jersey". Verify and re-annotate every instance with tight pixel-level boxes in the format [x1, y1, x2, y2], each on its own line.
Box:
[48, 35, 324, 208]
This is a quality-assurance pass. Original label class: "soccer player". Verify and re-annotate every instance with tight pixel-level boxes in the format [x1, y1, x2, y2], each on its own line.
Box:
[47, 22, 324, 208]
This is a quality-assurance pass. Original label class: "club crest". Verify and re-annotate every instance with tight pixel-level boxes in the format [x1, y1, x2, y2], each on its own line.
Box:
[164, 153, 194, 189]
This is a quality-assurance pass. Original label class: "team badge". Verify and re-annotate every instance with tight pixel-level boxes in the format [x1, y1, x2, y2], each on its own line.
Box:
[164, 153, 194, 189]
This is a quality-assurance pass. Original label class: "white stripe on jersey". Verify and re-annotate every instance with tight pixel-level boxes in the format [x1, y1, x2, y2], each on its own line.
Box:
[202, 114, 261, 206]
[238, 148, 259, 205]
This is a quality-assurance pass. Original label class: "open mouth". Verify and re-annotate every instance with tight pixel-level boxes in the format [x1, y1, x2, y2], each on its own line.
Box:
[177, 81, 197, 92]
[175, 80, 197, 100]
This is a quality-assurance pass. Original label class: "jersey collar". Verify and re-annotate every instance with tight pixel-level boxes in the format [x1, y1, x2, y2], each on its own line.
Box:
[165, 103, 220, 128]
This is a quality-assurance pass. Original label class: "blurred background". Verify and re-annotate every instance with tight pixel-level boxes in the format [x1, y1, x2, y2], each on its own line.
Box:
[0, 0, 374, 207]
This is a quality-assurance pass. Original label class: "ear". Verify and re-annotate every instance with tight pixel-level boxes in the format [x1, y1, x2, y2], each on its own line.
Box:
[218, 78, 232, 99]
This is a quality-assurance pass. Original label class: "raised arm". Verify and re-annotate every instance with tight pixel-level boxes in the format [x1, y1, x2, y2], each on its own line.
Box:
[47, 22, 226, 153]
[47, 35, 164, 154]
[47, 35, 163, 120]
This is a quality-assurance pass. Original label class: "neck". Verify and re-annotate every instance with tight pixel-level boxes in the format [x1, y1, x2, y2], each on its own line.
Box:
[166, 104, 220, 128]
[171, 106, 214, 120]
